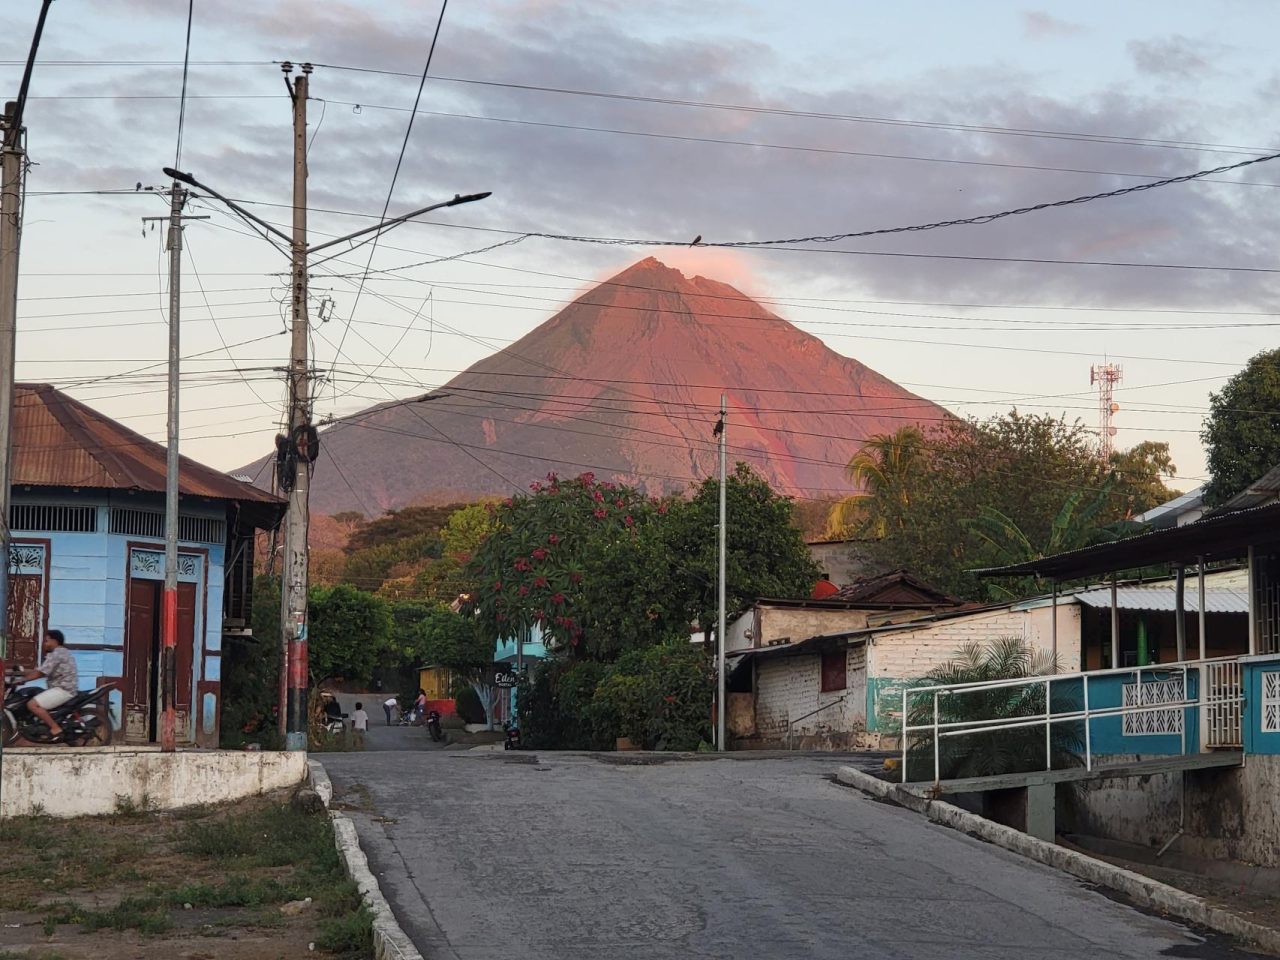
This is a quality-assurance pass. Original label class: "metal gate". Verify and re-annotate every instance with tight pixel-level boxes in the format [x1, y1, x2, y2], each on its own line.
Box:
[1204, 660, 1243, 748]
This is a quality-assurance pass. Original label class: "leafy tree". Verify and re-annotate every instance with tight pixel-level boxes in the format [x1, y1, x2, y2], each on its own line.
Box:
[220, 574, 283, 748]
[467, 473, 661, 659]
[850, 412, 1176, 599]
[411, 605, 493, 681]
[662, 463, 821, 634]
[1203, 349, 1280, 506]
[342, 532, 441, 593]
[346, 502, 473, 552]
[440, 503, 499, 560]
[905, 637, 1081, 781]
[826, 425, 927, 538]
[307, 583, 393, 686]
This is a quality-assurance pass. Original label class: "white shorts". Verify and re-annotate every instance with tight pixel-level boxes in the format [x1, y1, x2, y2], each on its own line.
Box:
[32, 688, 73, 710]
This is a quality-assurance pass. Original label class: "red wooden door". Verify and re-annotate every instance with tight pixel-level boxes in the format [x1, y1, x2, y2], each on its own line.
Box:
[125, 579, 159, 734]
[177, 581, 197, 710]
[6, 574, 44, 669]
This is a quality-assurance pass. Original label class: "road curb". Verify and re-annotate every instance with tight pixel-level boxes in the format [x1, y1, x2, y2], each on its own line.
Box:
[835, 765, 1280, 954]
[310, 759, 424, 960]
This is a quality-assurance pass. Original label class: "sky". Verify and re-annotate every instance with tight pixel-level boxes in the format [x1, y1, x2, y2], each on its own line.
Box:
[3, 0, 1279, 500]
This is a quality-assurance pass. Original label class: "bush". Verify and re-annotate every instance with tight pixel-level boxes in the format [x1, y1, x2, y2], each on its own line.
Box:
[454, 686, 487, 725]
[517, 660, 610, 750]
[593, 644, 713, 751]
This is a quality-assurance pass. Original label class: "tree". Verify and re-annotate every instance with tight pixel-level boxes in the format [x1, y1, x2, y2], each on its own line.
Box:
[847, 412, 1176, 599]
[826, 425, 927, 538]
[307, 583, 393, 686]
[1203, 349, 1280, 506]
[661, 463, 821, 635]
[467, 472, 661, 659]
[905, 637, 1080, 781]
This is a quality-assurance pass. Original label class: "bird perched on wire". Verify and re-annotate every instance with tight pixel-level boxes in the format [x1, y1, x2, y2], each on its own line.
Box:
[690, 235, 702, 247]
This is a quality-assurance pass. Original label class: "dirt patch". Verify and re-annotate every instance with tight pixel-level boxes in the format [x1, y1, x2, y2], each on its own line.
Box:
[0, 792, 372, 959]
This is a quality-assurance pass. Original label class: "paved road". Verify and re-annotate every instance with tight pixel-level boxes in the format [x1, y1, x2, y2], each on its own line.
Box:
[322, 750, 1252, 959]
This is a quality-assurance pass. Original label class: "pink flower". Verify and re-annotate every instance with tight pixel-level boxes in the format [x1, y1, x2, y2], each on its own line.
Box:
[548, 534, 560, 544]
[518, 585, 529, 597]
[615, 498, 625, 508]
[569, 572, 583, 584]
[546, 471, 559, 484]
[624, 515, 634, 527]
[503, 498, 514, 508]
[534, 576, 549, 588]
[593, 490, 605, 503]
[580, 472, 595, 486]
[532, 547, 548, 561]
[550, 592, 566, 605]
[593, 508, 607, 520]
[658, 502, 669, 515]
[493, 581, 502, 591]
[530, 480, 543, 492]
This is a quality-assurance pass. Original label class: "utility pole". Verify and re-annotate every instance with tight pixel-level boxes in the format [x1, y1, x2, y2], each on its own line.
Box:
[142, 189, 206, 752]
[716, 394, 727, 752]
[163, 62, 489, 753]
[0, 101, 22, 694]
[282, 62, 312, 751]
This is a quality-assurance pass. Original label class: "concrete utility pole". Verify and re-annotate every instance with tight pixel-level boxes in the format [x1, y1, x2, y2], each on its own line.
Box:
[0, 102, 22, 687]
[716, 394, 727, 752]
[164, 63, 489, 752]
[282, 63, 312, 751]
[142, 187, 207, 752]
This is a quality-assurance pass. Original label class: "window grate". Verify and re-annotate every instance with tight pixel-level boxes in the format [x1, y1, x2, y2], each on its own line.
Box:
[110, 508, 225, 545]
[9, 504, 97, 533]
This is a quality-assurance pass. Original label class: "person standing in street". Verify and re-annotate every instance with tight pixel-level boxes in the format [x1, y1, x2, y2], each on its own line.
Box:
[352, 702, 369, 746]
[383, 695, 398, 726]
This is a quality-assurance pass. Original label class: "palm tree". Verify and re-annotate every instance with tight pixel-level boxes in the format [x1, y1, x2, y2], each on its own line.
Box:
[961, 476, 1141, 598]
[905, 637, 1081, 782]
[826, 426, 927, 538]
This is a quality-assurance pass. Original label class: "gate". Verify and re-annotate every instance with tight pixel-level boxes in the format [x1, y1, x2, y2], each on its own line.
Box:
[1203, 660, 1243, 748]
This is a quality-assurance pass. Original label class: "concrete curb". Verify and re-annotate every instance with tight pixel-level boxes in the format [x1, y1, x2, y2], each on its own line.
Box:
[309, 760, 424, 960]
[836, 766, 1280, 954]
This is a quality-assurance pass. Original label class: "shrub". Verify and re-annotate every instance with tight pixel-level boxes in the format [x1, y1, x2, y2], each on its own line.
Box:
[592, 644, 713, 751]
[517, 660, 609, 750]
[454, 686, 487, 725]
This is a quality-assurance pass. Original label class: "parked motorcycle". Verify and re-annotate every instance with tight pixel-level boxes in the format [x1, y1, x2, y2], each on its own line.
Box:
[3, 674, 115, 746]
[504, 722, 522, 751]
[425, 710, 443, 743]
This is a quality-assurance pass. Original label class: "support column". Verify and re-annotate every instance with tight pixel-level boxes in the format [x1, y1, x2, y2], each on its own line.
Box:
[1175, 564, 1186, 662]
[1050, 580, 1058, 666]
[1248, 545, 1257, 656]
[1197, 556, 1207, 661]
[1110, 572, 1120, 669]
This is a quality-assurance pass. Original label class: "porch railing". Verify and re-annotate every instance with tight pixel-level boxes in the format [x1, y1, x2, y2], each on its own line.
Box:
[899, 656, 1244, 785]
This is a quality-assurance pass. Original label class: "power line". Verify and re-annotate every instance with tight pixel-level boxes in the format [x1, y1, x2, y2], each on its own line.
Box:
[333, 0, 450, 370]
[173, 0, 195, 168]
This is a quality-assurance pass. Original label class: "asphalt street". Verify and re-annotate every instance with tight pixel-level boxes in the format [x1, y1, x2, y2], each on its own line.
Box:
[321, 737, 1255, 960]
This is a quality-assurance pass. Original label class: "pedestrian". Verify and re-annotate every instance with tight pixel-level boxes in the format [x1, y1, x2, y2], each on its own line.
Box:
[413, 688, 427, 725]
[352, 701, 369, 746]
[383, 695, 397, 726]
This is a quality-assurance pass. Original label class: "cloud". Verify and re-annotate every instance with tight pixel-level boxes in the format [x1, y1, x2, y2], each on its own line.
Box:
[1128, 35, 1216, 78]
[1022, 11, 1085, 39]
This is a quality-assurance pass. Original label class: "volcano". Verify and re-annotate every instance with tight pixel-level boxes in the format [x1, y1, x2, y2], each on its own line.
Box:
[262, 258, 951, 515]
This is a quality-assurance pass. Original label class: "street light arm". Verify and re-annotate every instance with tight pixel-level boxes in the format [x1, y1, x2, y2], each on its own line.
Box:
[305, 191, 491, 255]
[162, 167, 293, 246]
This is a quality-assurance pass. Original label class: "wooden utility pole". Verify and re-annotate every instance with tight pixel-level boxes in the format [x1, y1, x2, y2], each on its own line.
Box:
[0, 102, 22, 688]
[282, 63, 312, 751]
[716, 395, 727, 751]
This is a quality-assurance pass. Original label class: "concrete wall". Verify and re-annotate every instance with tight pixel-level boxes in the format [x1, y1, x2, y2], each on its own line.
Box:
[759, 606, 873, 647]
[0, 748, 309, 818]
[805, 541, 872, 586]
[865, 603, 1083, 737]
[752, 644, 868, 749]
[1062, 754, 1280, 867]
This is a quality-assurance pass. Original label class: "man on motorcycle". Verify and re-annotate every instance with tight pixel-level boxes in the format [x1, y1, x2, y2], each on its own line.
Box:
[23, 629, 77, 741]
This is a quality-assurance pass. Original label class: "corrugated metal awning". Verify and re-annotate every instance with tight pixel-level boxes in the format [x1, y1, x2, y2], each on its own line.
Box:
[1072, 586, 1247, 614]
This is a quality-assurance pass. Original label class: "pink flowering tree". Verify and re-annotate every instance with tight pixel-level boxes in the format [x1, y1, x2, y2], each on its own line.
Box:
[466, 473, 676, 659]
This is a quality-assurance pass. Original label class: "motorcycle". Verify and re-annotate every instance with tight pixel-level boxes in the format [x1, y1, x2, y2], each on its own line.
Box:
[3, 674, 116, 746]
[425, 710, 443, 743]
[504, 723, 522, 751]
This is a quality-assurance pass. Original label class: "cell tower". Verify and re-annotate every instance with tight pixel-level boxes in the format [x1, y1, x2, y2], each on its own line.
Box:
[1090, 362, 1122, 461]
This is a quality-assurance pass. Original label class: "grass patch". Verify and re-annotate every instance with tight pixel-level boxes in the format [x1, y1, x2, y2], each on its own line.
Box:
[164, 875, 300, 909]
[316, 905, 375, 957]
[79, 896, 172, 935]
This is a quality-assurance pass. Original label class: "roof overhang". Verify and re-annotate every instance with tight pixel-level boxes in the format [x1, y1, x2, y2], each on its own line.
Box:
[976, 502, 1280, 581]
[733, 631, 868, 661]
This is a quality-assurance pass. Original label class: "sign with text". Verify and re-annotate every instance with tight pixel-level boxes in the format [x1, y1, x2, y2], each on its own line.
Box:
[493, 665, 522, 689]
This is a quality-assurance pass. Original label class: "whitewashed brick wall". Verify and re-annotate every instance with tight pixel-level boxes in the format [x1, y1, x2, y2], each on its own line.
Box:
[755, 644, 867, 740]
[868, 604, 1081, 680]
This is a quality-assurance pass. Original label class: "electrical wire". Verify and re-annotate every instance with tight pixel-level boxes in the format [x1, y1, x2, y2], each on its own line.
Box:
[173, 0, 195, 168]
[332, 0, 450, 369]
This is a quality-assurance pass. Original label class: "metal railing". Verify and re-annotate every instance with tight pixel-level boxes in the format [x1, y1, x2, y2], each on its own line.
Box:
[899, 656, 1244, 785]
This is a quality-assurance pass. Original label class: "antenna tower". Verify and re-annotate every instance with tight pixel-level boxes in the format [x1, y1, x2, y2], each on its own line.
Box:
[1090, 362, 1122, 461]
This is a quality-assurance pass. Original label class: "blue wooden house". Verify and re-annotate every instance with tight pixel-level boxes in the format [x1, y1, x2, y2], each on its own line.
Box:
[6, 384, 284, 746]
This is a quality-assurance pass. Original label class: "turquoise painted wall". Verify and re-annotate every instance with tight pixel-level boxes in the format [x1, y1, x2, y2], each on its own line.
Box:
[1075, 670, 1198, 757]
[1245, 659, 1280, 755]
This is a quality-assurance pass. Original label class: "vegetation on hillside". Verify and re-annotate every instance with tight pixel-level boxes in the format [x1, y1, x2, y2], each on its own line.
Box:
[1203, 348, 1280, 506]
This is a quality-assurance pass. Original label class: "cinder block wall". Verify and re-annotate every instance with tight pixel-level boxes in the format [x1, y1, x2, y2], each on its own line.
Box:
[754, 646, 867, 746]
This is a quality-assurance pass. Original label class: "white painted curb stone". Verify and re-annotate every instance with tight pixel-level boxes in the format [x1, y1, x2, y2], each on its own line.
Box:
[310, 759, 424, 960]
[835, 765, 1280, 954]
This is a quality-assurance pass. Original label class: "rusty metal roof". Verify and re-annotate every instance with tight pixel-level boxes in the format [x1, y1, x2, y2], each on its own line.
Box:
[11, 383, 283, 512]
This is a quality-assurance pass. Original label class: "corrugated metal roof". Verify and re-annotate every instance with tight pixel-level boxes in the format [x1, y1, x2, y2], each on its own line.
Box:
[11, 383, 283, 509]
[1072, 586, 1248, 614]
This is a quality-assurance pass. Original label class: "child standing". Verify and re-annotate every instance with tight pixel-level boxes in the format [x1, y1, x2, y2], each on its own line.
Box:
[352, 701, 369, 746]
